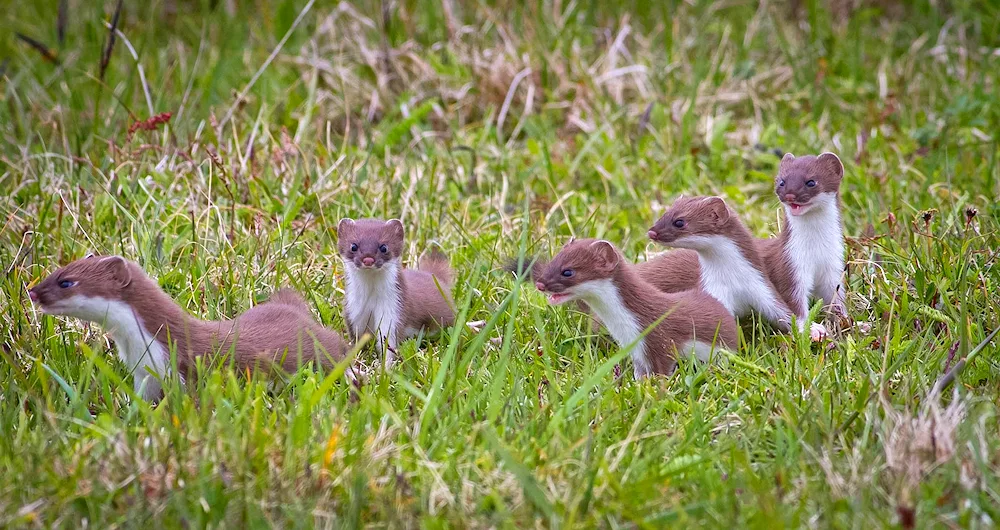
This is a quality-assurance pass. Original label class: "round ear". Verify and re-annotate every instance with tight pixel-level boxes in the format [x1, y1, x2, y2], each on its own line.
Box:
[84, 252, 96, 259]
[386, 219, 404, 239]
[781, 152, 796, 163]
[337, 218, 354, 234]
[817, 152, 844, 180]
[706, 197, 731, 226]
[590, 240, 621, 271]
[100, 256, 132, 288]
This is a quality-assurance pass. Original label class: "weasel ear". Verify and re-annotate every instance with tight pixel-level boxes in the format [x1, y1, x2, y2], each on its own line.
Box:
[100, 256, 132, 288]
[779, 152, 795, 172]
[337, 218, 354, 235]
[590, 240, 620, 271]
[816, 152, 844, 180]
[84, 252, 96, 259]
[706, 197, 730, 226]
[386, 219, 404, 239]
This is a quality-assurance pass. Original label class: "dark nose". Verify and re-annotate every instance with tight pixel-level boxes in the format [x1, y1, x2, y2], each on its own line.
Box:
[28, 289, 38, 302]
[647, 230, 658, 240]
[362, 257, 375, 267]
[784, 193, 797, 201]
[535, 281, 546, 291]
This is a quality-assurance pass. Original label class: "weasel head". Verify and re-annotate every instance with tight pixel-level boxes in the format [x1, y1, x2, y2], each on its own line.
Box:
[337, 218, 404, 271]
[775, 152, 843, 217]
[534, 239, 621, 305]
[29, 255, 136, 321]
[648, 196, 732, 250]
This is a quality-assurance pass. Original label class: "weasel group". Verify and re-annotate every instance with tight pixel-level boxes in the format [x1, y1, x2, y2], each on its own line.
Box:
[28, 151, 846, 394]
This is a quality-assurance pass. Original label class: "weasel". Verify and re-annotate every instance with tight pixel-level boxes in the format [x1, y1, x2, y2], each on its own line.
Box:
[533, 238, 737, 379]
[337, 218, 455, 367]
[28, 255, 353, 401]
[648, 195, 819, 335]
[757, 152, 847, 327]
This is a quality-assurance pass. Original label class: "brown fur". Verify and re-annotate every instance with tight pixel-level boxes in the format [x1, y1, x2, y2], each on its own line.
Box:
[631, 249, 701, 293]
[534, 239, 738, 376]
[30, 256, 349, 377]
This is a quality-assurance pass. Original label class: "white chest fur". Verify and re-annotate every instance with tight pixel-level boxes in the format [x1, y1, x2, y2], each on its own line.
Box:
[572, 279, 651, 378]
[53, 295, 170, 401]
[680, 235, 780, 317]
[784, 194, 845, 305]
[343, 259, 403, 353]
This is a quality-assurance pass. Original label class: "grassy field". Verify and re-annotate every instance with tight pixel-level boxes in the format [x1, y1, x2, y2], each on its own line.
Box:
[2, 0, 999, 527]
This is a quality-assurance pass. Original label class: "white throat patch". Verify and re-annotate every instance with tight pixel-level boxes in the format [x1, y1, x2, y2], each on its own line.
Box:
[46, 295, 169, 400]
[783, 192, 845, 309]
[570, 279, 651, 378]
[343, 258, 403, 360]
[686, 235, 783, 319]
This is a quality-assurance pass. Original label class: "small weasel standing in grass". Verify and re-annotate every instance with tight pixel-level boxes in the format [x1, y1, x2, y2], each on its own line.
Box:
[29, 255, 353, 401]
[337, 218, 455, 367]
[757, 152, 847, 328]
[533, 239, 737, 378]
[648, 195, 823, 335]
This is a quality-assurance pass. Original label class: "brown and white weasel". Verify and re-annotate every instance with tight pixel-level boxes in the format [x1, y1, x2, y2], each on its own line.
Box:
[757, 152, 847, 326]
[337, 218, 455, 367]
[533, 238, 737, 378]
[648, 195, 826, 336]
[28, 255, 353, 401]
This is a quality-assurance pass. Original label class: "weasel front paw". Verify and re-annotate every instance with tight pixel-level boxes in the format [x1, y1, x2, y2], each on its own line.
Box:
[809, 322, 829, 342]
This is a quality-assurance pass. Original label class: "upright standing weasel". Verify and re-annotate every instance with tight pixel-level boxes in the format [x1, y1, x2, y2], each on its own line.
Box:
[28, 255, 353, 401]
[648, 195, 826, 336]
[757, 152, 847, 326]
[337, 218, 455, 367]
[533, 239, 737, 378]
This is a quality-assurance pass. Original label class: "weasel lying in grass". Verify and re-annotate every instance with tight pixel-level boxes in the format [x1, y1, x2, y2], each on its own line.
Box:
[29, 255, 354, 401]
[533, 238, 737, 379]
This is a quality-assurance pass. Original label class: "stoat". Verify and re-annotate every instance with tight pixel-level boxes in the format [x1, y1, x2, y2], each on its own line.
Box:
[337, 218, 455, 367]
[757, 152, 848, 328]
[533, 238, 737, 379]
[29, 255, 354, 401]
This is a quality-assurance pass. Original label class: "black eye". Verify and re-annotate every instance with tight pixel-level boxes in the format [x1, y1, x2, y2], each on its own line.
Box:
[806, 180, 817, 188]
[59, 280, 75, 289]
[673, 219, 686, 228]
[379, 244, 388, 254]
[561, 269, 574, 278]
[778, 179, 786, 187]
[350, 243, 358, 252]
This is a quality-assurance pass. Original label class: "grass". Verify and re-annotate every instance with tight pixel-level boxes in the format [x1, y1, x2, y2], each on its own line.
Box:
[1, 0, 999, 527]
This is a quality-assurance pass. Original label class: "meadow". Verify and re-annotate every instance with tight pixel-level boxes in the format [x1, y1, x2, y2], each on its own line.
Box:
[1, 0, 999, 527]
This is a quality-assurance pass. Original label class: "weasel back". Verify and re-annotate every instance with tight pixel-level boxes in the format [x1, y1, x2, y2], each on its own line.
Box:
[631, 249, 701, 294]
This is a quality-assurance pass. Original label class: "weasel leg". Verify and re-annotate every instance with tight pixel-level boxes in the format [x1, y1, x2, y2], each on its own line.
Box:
[757, 296, 795, 334]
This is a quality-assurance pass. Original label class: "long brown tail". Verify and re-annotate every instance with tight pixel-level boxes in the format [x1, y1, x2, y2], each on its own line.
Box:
[419, 248, 454, 286]
[267, 287, 312, 314]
